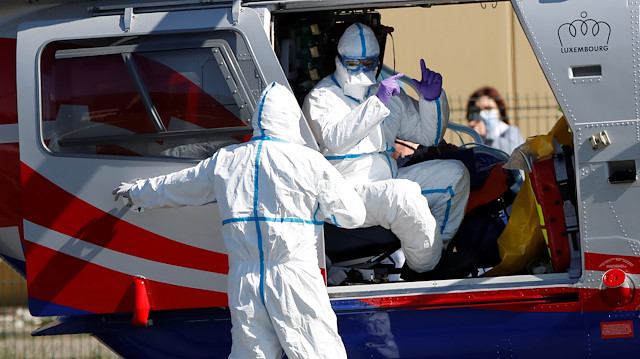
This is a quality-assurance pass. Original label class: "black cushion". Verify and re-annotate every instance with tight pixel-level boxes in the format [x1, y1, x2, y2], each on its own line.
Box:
[324, 223, 400, 263]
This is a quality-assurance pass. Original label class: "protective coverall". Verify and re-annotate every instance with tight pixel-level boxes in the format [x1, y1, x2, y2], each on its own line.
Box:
[115, 82, 365, 359]
[303, 23, 470, 273]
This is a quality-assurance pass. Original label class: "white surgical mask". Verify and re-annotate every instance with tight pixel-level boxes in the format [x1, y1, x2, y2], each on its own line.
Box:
[478, 109, 500, 132]
[334, 57, 376, 101]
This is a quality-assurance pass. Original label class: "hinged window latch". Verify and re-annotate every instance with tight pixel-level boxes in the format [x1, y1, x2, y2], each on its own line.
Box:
[124, 7, 134, 32]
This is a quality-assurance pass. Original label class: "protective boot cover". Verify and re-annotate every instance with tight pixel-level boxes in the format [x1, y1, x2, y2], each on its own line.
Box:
[129, 82, 366, 359]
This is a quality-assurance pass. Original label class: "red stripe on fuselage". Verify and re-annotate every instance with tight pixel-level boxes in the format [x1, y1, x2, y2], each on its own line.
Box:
[21, 164, 228, 275]
[359, 287, 583, 312]
[584, 252, 640, 274]
[25, 242, 227, 314]
[358, 284, 640, 313]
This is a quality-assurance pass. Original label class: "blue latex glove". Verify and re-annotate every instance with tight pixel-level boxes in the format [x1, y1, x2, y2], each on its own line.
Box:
[411, 59, 442, 101]
[376, 73, 403, 106]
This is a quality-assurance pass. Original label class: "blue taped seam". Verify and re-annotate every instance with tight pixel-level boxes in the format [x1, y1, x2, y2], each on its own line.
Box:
[254, 139, 266, 304]
[384, 152, 394, 178]
[325, 153, 364, 160]
[356, 23, 366, 57]
[421, 186, 454, 234]
[434, 98, 442, 145]
[254, 82, 275, 305]
[222, 216, 324, 226]
[250, 136, 288, 143]
[313, 204, 320, 222]
[256, 82, 276, 137]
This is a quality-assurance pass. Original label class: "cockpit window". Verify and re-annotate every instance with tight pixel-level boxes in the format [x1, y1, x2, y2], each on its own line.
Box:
[40, 31, 262, 159]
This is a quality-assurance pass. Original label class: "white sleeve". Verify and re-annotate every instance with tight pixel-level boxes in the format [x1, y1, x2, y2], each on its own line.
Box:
[129, 156, 217, 210]
[390, 89, 450, 147]
[316, 160, 366, 229]
[304, 88, 390, 154]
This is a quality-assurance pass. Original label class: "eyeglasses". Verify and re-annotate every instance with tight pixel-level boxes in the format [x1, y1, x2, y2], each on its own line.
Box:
[340, 55, 379, 72]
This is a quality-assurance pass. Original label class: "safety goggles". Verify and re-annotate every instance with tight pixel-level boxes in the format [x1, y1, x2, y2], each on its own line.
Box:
[340, 55, 379, 72]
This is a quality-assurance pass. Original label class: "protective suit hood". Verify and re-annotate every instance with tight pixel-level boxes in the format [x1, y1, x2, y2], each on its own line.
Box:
[337, 22, 380, 58]
[333, 23, 380, 101]
[252, 82, 306, 145]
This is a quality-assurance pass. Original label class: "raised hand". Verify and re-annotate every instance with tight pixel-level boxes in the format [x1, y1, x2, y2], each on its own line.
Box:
[376, 73, 403, 105]
[411, 59, 442, 101]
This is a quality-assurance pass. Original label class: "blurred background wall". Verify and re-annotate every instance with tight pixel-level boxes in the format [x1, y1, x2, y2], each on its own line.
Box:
[379, 2, 561, 140]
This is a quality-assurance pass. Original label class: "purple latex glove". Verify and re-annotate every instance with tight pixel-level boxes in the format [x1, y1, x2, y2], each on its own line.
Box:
[376, 73, 403, 106]
[411, 59, 442, 101]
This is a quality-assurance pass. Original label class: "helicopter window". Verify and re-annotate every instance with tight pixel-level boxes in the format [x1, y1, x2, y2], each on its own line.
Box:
[40, 31, 261, 159]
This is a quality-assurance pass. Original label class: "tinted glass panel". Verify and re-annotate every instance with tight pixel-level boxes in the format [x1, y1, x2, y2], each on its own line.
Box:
[41, 32, 257, 159]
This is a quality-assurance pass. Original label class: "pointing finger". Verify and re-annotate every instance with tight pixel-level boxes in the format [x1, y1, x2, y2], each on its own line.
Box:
[420, 59, 428, 80]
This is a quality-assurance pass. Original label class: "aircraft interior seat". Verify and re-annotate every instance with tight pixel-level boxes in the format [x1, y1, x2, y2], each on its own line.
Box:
[323, 223, 401, 283]
[324, 223, 401, 264]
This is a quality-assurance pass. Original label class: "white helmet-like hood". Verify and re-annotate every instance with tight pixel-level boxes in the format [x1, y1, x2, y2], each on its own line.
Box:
[251, 82, 305, 145]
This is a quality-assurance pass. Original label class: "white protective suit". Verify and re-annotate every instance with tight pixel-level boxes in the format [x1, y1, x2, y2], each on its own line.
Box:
[303, 23, 470, 273]
[124, 82, 365, 359]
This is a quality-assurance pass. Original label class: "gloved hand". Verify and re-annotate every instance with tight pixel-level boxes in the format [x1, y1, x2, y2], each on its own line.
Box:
[411, 59, 442, 101]
[112, 182, 135, 202]
[376, 73, 403, 106]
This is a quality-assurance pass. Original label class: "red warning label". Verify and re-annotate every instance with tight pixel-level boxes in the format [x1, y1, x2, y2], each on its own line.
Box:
[601, 321, 634, 339]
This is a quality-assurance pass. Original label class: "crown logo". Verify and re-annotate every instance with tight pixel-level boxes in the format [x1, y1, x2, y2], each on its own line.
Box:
[558, 12, 611, 47]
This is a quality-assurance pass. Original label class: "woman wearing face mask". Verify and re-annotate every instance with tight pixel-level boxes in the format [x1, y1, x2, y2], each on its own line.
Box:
[466, 86, 524, 155]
